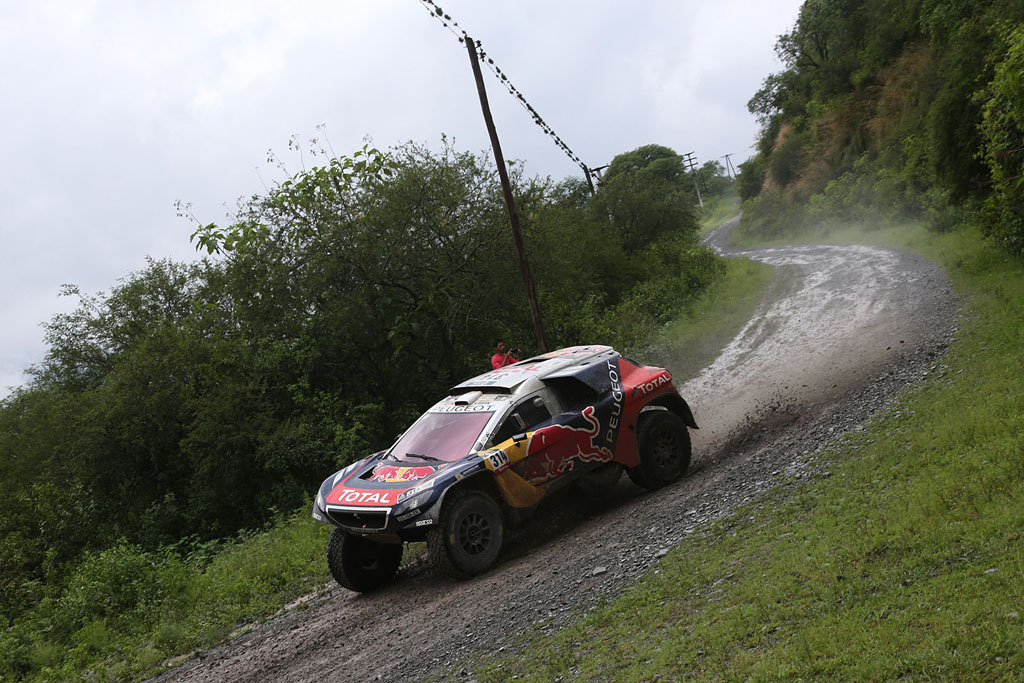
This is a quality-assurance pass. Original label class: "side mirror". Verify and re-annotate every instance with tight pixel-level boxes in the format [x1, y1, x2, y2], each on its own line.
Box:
[512, 432, 528, 444]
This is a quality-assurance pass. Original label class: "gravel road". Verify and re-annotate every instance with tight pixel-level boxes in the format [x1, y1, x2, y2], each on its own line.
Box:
[152, 217, 957, 682]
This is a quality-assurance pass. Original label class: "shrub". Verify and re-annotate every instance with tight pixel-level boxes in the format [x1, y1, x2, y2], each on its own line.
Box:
[979, 23, 1024, 256]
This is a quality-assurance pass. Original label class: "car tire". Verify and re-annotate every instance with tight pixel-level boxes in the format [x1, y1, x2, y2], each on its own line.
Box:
[427, 489, 505, 578]
[633, 411, 691, 488]
[327, 527, 403, 593]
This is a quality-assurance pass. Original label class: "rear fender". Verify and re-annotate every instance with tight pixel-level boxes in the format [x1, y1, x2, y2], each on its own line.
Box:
[641, 394, 698, 429]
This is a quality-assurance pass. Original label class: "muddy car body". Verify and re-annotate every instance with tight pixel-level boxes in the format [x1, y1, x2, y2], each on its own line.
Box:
[312, 345, 697, 591]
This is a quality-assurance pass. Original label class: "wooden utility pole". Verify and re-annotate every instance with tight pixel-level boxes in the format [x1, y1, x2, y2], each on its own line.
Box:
[682, 151, 703, 209]
[582, 164, 596, 195]
[465, 36, 548, 352]
[722, 153, 736, 180]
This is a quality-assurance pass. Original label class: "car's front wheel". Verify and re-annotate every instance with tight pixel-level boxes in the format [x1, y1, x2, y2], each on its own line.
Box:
[327, 527, 403, 593]
[428, 489, 505, 578]
[631, 411, 691, 488]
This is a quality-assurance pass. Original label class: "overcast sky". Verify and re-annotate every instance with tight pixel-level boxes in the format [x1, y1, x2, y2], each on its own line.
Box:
[0, 0, 803, 397]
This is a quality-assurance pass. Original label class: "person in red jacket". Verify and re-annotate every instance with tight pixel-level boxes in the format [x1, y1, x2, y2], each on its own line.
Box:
[490, 339, 519, 370]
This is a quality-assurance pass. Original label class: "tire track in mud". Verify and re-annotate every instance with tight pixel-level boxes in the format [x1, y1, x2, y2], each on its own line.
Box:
[153, 217, 957, 682]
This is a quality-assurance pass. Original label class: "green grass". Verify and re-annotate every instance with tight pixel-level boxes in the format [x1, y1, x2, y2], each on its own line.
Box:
[0, 506, 436, 681]
[700, 193, 741, 237]
[473, 221, 1024, 680]
[0, 509, 334, 681]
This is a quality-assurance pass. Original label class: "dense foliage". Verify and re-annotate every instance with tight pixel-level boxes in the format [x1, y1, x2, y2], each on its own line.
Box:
[739, 0, 1024, 255]
[0, 139, 721, 677]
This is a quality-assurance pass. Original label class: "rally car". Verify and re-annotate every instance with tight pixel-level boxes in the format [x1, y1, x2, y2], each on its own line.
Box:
[312, 345, 697, 592]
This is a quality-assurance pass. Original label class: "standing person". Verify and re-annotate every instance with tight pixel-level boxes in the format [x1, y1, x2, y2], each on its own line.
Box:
[490, 339, 519, 369]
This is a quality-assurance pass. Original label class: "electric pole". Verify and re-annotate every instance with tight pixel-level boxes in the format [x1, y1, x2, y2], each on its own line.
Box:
[722, 153, 736, 180]
[465, 36, 548, 353]
[582, 164, 596, 195]
[682, 151, 703, 209]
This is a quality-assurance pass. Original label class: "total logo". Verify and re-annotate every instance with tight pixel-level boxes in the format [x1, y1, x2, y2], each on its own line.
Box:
[632, 371, 672, 398]
[329, 489, 395, 506]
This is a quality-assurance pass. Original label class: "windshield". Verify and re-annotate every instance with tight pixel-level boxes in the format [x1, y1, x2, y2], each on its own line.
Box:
[389, 411, 494, 463]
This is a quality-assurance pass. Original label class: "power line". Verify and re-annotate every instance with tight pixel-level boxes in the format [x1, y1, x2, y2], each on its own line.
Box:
[416, 0, 595, 186]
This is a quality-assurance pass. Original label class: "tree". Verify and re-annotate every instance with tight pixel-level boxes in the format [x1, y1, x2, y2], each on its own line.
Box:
[595, 144, 700, 253]
[979, 22, 1024, 254]
[698, 160, 734, 198]
[737, 155, 767, 201]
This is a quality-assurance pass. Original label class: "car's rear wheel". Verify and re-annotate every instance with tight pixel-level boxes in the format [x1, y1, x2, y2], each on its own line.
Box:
[632, 411, 691, 488]
[427, 489, 505, 578]
[327, 527, 403, 593]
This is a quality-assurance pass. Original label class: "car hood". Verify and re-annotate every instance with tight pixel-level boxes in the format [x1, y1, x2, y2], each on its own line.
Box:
[323, 454, 469, 508]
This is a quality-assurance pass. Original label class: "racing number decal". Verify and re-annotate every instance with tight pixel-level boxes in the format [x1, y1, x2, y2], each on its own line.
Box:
[484, 450, 510, 473]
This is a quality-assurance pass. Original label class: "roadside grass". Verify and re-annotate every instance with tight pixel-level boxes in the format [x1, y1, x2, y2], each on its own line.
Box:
[0, 509, 333, 681]
[700, 194, 741, 237]
[473, 221, 1024, 680]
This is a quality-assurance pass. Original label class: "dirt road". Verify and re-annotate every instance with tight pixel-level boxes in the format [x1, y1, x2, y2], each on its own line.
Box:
[153, 218, 956, 682]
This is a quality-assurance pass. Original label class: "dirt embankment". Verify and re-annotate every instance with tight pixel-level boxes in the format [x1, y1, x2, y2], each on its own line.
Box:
[153, 218, 957, 682]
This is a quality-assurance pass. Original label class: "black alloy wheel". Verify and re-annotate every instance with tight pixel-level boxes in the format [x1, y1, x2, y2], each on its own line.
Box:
[427, 489, 505, 578]
[633, 411, 691, 488]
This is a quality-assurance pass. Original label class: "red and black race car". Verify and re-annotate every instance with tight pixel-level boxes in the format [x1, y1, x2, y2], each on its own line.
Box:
[312, 345, 697, 592]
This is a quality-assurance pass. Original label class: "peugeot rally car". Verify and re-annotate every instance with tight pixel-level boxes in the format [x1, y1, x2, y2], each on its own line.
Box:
[312, 345, 697, 592]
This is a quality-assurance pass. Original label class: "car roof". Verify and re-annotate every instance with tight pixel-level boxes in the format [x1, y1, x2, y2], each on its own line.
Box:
[450, 345, 619, 396]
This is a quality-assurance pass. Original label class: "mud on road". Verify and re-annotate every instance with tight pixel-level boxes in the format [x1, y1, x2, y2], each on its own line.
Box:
[153, 218, 957, 682]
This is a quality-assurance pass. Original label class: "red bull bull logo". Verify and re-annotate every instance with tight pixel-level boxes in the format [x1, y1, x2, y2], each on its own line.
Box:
[369, 465, 435, 483]
[525, 406, 613, 484]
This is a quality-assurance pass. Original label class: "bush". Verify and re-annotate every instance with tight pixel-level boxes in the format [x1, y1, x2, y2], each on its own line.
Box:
[738, 155, 767, 200]
[739, 192, 810, 240]
[979, 23, 1024, 256]
[0, 509, 329, 681]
